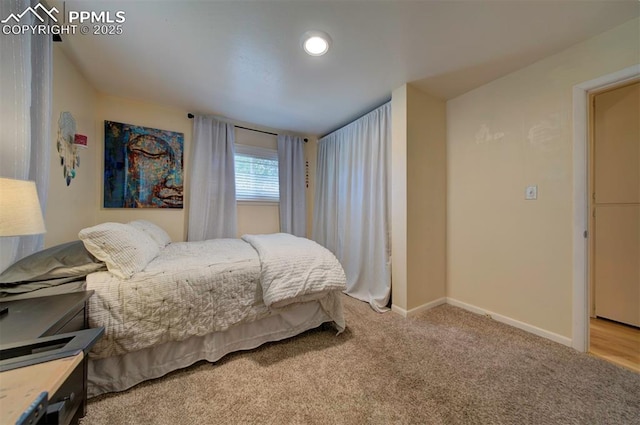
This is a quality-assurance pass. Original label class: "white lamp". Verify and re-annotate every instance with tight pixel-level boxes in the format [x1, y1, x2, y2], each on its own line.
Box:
[0, 178, 46, 237]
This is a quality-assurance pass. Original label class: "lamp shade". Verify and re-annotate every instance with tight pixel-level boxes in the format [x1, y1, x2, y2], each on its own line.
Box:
[0, 178, 46, 237]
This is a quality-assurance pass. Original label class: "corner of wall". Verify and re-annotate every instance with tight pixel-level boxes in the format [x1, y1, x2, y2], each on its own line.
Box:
[405, 85, 447, 309]
[391, 83, 448, 312]
[47, 44, 99, 247]
[94, 95, 192, 242]
[391, 84, 408, 311]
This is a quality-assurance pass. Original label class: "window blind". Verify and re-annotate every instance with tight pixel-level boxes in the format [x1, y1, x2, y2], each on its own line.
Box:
[234, 144, 279, 202]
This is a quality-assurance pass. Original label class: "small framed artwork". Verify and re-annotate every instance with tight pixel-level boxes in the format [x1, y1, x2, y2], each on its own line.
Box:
[104, 120, 184, 208]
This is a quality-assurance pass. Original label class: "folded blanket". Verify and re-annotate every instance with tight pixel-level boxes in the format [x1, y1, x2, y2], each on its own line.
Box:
[242, 233, 347, 309]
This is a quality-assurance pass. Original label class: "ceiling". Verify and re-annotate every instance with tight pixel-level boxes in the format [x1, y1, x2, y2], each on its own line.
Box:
[52, 0, 639, 136]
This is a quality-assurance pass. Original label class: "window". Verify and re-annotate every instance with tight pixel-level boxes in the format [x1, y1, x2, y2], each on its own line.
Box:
[234, 144, 279, 202]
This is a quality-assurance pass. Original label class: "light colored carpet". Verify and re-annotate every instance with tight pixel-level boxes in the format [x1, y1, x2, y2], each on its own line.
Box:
[80, 295, 640, 424]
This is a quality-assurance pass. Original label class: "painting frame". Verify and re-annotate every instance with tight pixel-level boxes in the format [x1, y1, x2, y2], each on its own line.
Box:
[103, 120, 184, 209]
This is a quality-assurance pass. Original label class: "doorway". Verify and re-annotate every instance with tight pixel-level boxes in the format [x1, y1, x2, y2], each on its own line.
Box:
[572, 64, 639, 355]
[588, 80, 639, 371]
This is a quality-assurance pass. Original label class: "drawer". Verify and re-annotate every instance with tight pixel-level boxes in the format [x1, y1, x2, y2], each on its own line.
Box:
[48, 361, 84, 425]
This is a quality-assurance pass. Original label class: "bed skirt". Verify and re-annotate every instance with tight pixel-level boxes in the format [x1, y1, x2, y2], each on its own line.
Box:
[88, 300, 335, 397]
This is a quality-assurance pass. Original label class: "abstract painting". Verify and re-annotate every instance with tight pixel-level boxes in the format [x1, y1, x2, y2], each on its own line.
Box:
[104, 121, 184, 208]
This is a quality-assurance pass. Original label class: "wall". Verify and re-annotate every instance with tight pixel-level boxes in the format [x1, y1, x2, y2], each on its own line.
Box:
[406, 85, 447, 309]
[45, 45, 99, 247]
[95, 94, 191, 242]
[446, 17, 640, 340]
[391, 86, 408, 310]
[391, 84, 447, 313]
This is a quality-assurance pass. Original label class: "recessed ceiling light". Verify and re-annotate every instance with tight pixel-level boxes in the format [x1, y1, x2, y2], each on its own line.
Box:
[302, 30, 331, 56]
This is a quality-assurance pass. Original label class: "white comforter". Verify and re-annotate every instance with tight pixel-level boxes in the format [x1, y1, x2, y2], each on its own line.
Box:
[86, 237, 345, 359]
[242, 233, 347, 308]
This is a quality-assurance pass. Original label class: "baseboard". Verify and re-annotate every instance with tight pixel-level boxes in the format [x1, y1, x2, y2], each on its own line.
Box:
[446, 298, 573, 347]
[391, 297, 447, 318]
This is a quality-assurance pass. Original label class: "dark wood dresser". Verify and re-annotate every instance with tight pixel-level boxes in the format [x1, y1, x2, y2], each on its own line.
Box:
[0, 291, 95, 425]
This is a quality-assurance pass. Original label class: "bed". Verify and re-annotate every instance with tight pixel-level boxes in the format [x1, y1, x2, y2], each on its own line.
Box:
[1, 220, 347, 397]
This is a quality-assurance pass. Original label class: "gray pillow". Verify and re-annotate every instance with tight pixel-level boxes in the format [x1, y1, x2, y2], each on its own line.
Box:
[0, 280, 87, 300]
[0, 240, 106, 293]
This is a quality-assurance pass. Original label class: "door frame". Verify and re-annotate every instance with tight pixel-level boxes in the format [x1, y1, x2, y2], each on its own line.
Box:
[572, 64, 640, 352]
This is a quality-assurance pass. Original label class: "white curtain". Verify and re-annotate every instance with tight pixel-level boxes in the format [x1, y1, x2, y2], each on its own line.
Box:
[188, 115, 237, 240]
[0, 0, 52, 271]
[313, 102, 391, 312]
[277, 135, 306, 237]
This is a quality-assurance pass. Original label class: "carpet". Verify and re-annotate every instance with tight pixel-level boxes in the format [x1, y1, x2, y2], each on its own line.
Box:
[80, 295, 640, 424]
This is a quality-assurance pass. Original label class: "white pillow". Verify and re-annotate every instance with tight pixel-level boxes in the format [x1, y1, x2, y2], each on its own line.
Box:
[128, 220, 172, 249]
[78, 222, 159, 279]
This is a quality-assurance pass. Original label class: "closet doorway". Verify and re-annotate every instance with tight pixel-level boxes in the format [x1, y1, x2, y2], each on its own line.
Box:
[588, 80, 640, 372]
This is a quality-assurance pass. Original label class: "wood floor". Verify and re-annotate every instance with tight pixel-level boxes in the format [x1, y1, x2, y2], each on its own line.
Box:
[589, 317, 640, 373]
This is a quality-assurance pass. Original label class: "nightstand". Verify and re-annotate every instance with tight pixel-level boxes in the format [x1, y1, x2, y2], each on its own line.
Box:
[0, 291, 96, 425]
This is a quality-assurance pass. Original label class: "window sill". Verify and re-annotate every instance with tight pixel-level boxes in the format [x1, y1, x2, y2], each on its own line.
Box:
[237, 201, 280, 207]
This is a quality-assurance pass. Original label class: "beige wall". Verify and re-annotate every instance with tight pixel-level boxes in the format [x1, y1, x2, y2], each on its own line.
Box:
[392, 84, 447, 312]
[407, 85, 447, 309]
[45, 45, 99, 247]
[95, 94, 192, 242]
[446, 17, 640, 338]
[391, 85, 408, 310]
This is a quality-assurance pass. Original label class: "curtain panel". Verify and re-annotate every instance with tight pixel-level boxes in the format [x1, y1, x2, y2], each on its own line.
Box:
[0, 0, 52, 272]
[188, 115, 237, 241]
[277, 135, 306, 237]
[313, 102, 391, 312]
[21, 14, 53, 258]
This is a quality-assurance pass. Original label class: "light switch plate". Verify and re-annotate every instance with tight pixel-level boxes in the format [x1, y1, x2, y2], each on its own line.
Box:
[525, 185, 538, 200]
